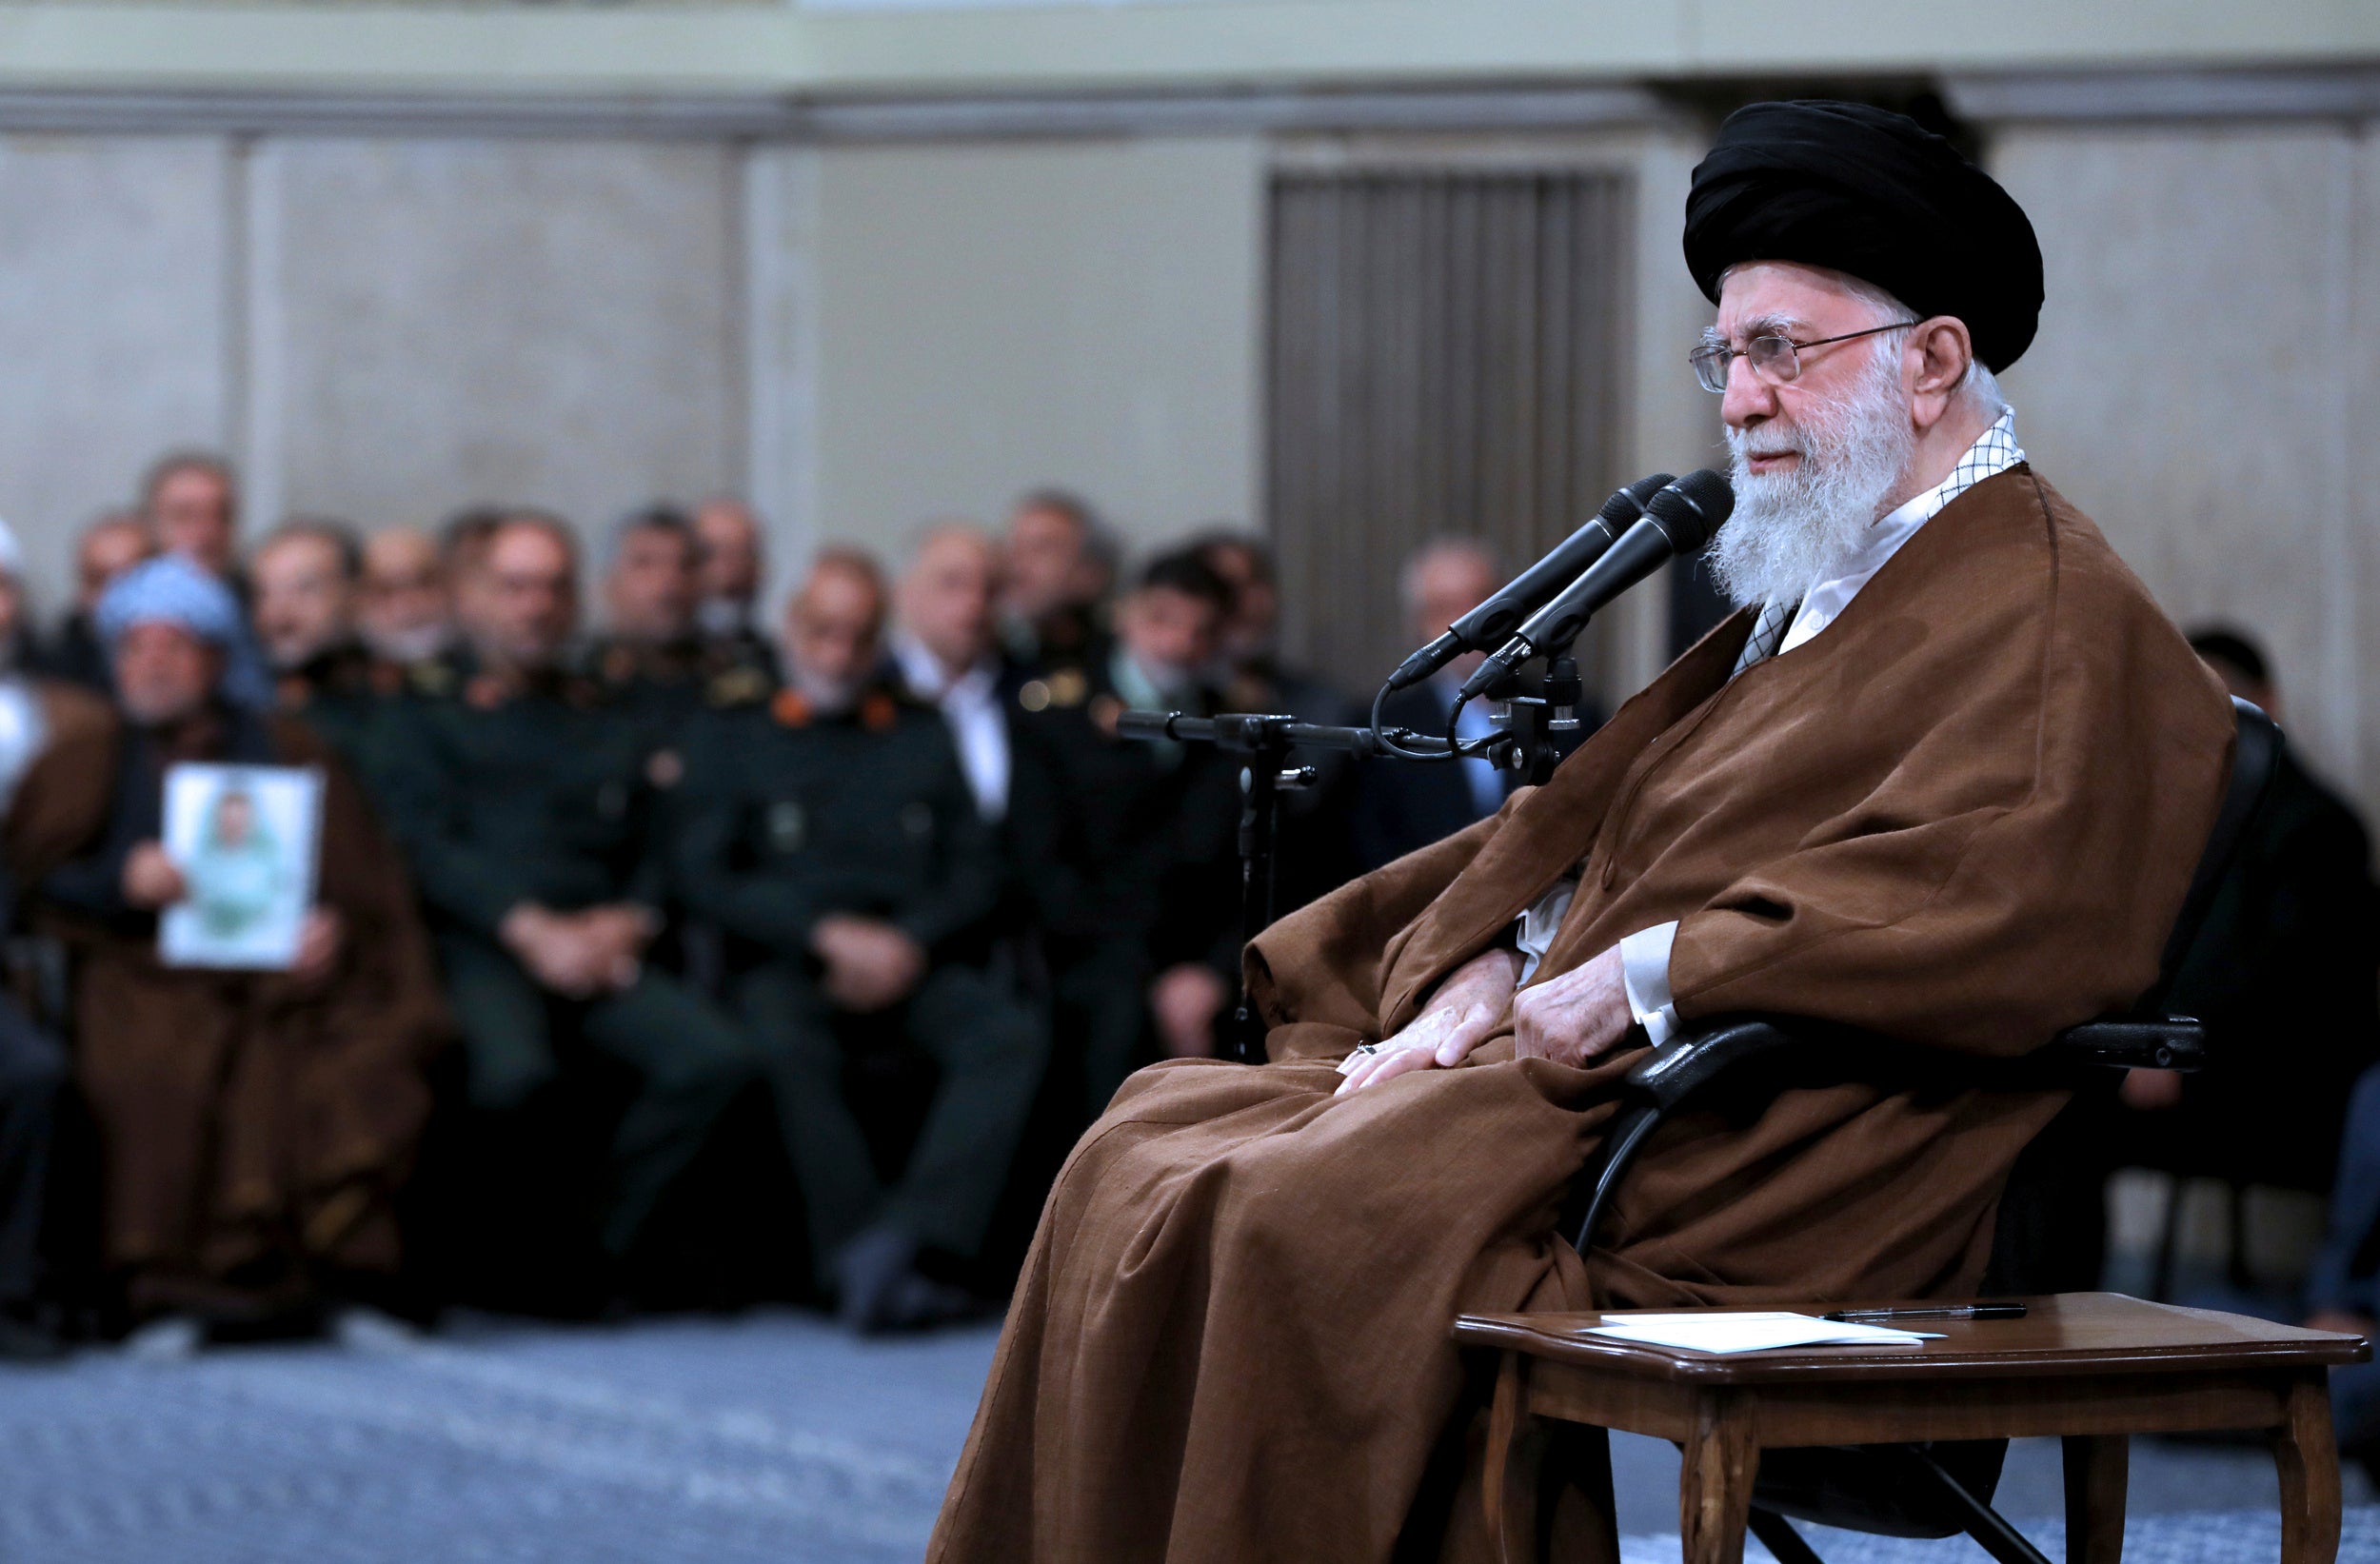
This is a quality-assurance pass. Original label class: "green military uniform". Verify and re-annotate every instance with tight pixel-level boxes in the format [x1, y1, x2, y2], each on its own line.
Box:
[270, 643, 406, 799]
[584, 633, 777, 743]
[371, 649, 757, 1265]
[1006, 648, 1242, 1113]
[671, 679, 1043, 1292]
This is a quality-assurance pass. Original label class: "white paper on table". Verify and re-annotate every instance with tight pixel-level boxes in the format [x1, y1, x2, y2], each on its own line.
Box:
[1578, 1311, 1943, 1354]
[157, 762, 325, 972]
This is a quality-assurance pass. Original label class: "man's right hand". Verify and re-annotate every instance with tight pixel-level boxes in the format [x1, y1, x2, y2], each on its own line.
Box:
[122, 841, 187, 910]
[1336, 945, 1519, 1096]
[811, 915, 926, 1013]
[501, 903, 614, 1000]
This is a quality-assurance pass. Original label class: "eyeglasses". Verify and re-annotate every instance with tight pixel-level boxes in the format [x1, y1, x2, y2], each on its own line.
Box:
[1689, 320, 1919, 393]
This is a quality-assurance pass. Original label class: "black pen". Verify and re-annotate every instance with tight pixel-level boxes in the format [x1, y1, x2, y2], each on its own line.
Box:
[1822, 1303, 2029, 1323]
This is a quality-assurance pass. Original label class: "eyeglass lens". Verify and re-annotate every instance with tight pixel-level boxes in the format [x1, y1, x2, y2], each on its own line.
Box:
[1691, 336, 1799, 393]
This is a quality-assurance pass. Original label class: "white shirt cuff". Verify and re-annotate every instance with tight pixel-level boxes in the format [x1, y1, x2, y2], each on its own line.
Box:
[1619, 921, 1681, 1046]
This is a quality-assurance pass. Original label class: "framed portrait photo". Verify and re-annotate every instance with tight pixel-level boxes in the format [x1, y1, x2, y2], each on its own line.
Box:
[157, 763, 326, 972]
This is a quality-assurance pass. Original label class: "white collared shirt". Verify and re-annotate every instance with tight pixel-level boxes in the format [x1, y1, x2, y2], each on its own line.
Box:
[1519, 411, 2028, 1042]
[894, 634, 1011, 822]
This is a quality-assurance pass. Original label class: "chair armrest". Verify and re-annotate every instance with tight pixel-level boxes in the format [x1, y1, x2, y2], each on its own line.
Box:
[1621, 1016, 1805, 1110]
[2045, 1018, 2204, 1073]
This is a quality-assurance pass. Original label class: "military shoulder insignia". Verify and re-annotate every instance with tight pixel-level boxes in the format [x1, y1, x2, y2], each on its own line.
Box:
[772, 688, 813, 728]
[408, 660, 459, 698]
[707, 666, 771, 708]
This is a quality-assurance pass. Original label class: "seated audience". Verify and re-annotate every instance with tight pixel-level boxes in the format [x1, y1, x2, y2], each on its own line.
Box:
[371, 515, 756, 1296]
[1008, 548, 1241, 1107]
[674, 551, 1042, 1332]
[2115, 626, 2380, 1196]
[357, 525, 453, 669]
[251, 519, 386, 777]
[589, 505, 772, 723]
[999, 489, 1115, 676]
[1351, 537, 1515, 871]
[44, 510, 153, 691]
[5, 555, 447, 1335]
[1192, 527, 1361, 912]
[0, 522, 111, 1358]
[692, 495, 777, 677]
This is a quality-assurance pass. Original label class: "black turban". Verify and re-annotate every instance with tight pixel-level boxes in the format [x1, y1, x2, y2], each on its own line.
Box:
[1683, 100, 2044, 372]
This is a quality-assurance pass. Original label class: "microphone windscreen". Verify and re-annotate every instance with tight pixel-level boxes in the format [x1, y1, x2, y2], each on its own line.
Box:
[1597, 471, 1676, 529]
[1648, 468, 1735, 551]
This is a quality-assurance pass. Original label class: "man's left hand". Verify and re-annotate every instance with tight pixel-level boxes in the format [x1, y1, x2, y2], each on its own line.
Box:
[1511, 944, 1636, 1068]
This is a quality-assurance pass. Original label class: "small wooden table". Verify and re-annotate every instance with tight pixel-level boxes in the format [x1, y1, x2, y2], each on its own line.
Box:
[1451, 1292, 2368, 1564]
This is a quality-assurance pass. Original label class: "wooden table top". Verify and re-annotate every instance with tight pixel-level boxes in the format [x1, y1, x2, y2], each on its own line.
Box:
[1451, 1292, 2370, 1385]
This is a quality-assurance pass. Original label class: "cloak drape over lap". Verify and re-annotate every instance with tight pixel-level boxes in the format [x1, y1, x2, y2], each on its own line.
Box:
[929, 467, 2235, 1564]
[6, 714, 449, 1314]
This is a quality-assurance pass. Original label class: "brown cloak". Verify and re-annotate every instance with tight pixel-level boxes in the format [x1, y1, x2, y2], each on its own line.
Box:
[5, 712, 450, 1316]
[928, 468, 2235, 1564]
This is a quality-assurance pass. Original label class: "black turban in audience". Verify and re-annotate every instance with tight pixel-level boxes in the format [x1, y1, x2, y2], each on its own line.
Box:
[1684, 99, 2045, 372]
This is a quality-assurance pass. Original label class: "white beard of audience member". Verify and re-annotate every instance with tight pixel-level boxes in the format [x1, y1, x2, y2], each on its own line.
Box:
[1710, 333, 1916, 611]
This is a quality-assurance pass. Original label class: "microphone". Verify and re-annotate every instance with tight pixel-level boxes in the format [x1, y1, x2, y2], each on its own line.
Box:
[1382, 472, 1675, 692]
[1457, 468, 1734, 703]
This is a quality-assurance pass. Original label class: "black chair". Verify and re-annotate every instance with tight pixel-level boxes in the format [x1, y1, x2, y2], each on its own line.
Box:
[1558, 697, 2283, 1564]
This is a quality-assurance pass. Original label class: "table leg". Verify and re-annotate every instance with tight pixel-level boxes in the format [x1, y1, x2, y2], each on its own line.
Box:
[1678, 1391, 1756, 1564]
[2060, 1435, 2127, 1564]
[1546, 1421, 1621, 1564]
[2272, 1370, 2343, 1564]
[1484, 1353, 1546, 1564]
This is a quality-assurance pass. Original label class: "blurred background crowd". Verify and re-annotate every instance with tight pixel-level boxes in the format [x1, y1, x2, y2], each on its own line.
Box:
[0, 448, 1616, 1349]
[0, 445, 2375, 1396]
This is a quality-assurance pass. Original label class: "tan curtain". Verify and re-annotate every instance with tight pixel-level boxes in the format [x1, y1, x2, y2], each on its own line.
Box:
[1266, 169, 1631, 699]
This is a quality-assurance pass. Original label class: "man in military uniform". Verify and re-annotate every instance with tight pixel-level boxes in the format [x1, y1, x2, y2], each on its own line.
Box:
[586, 506, 774, 731]
[356, 525, 453, 670]
[372, 515, 757, 1302]
[692, 496, 780, 682]
[40, 511, 152, 692]
[1009, 548, 1242, 1114]
[675, 549, 1042, 1332]
[249, 518, 389, 781]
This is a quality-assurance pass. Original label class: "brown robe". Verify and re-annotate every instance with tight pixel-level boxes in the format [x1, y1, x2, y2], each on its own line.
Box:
[5, 708, 450, 1317]
[928, 467, 2237, 1564]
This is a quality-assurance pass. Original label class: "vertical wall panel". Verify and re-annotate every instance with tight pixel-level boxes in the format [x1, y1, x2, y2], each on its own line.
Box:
[0, 134, 234, 610]
[268, 138, 744, 543]
[1267, 169, 1630, 696]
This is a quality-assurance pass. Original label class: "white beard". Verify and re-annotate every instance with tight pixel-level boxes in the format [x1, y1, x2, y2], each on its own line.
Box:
[1709, 345, 1917, 610]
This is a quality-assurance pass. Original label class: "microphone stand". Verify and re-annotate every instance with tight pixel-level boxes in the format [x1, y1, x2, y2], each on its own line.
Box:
[1115, 711, 1397, 1063]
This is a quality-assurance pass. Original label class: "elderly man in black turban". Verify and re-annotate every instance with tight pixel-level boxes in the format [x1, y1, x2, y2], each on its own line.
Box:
[928, 102, 2231, 1564]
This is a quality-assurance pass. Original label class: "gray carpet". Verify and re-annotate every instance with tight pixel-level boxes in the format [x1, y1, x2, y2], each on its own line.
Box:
[0, 1311, 2370, 1562]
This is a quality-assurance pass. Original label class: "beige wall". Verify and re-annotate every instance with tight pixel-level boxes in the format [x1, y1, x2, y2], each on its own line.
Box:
[807, 135, 1263, 560]
[1993, 122, 2374, 805]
